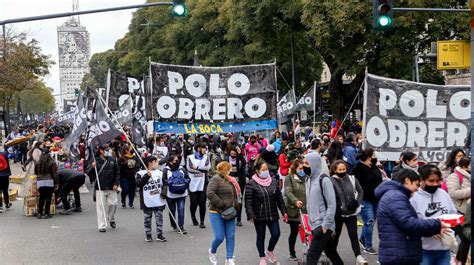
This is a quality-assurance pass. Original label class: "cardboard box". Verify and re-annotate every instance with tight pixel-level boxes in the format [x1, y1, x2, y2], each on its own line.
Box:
[1, 188, 17, 202]
[23, 196, 37, 207]
[24, 205, 37, 217]
[9, 175, 24, 184]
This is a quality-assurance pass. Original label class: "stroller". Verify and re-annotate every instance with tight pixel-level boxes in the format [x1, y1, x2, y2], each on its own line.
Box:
[298, 209, 330, 265]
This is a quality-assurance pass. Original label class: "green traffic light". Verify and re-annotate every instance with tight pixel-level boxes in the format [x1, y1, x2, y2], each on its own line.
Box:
[173, 4, 187, 16]
[378, 15, 392, 27]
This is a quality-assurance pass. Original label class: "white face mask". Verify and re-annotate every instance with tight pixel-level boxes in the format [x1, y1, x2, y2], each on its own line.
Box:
[259, 170, 270, 179]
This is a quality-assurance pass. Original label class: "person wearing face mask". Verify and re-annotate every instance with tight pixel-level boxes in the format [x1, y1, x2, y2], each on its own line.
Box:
[284, 159, 307, 261]
[226, 147, 246, 226]
[118, 144, 140, 209]
[376, 168, 452, 265]
[245, 162, 288, 265]
[88, 145, 121, 232]
[153, 136, 170, 170]
[329, 160, 367, 265]
[187, 143, 211, 228]
[410, 165, 457, 265]
[163, 154, 189, 234]
[244, 135, 262, 163]
[351, 148, 383, 255]
[440, 148, 465, 180]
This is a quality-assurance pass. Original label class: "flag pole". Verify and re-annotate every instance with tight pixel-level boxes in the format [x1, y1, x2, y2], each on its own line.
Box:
[96, 93, 184, 235]
[313, 81, 317, 133]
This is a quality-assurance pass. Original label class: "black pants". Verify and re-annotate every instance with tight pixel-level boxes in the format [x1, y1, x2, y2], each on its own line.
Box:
[335, 215, 361, 257]
[38, 186, 54, 215]
[0, 177, 9, 207]
[60, 176, 85, 210]
[254, 219, 281, 258]
[236, 177, 246, 222]
[306, 227, 344, 265]
[454, 225, 471, 263]
[189, 190, 206, 223]
[288, 220, 300, 256]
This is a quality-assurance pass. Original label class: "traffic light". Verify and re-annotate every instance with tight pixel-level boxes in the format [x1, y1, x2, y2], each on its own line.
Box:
[172, 0, 188, 17]
[74, 88, 80, 97]
[373, 0, 393, 30]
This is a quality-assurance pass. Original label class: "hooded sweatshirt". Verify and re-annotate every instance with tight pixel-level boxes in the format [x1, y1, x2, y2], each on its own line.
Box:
[305, 152, 337, 231]
[410, 188, 457, 251]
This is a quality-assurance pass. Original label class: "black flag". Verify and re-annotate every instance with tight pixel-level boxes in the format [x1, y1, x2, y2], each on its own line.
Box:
[87, 101, 122, 149]
[62, 95, 87, 158]
[116, 95, 133, 125]
[131, 96, 146, 146]
[295, 85, 316, 112]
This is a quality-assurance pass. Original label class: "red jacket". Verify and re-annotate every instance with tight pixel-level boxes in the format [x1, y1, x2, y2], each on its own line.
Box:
[278, 153, 292, 176]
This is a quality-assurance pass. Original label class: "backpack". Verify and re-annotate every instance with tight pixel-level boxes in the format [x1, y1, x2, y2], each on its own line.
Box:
[319, 174, 342, 217]
[0, 154, 7, 171]
[441, 171, 464, 192]
[163, 168, 188, 194]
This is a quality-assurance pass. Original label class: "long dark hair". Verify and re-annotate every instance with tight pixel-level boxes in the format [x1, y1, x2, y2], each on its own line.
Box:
[37, 152, 54, 175]
[289, 159, 304, 175]
[444, 148, 465, 171]
[329, 160, 348, 176]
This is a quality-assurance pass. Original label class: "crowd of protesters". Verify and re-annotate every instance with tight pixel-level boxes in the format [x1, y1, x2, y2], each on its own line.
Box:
[0, 120, 471, 265]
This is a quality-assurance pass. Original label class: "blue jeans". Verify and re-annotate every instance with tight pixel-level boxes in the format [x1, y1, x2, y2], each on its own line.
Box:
[421, 250, 451, 265]
[120, 178, 136, 206]
[209, 212, 236, 259]
[359, 201, 377, 249]
[166, 197, 186, 229]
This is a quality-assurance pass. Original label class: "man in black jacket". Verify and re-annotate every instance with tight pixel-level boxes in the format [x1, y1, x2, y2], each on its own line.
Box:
[88, 146, 120, 232]
[56, 169, 86, 215]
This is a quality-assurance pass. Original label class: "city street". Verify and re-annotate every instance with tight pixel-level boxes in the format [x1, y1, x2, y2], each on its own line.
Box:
[1, 163, 380, 265]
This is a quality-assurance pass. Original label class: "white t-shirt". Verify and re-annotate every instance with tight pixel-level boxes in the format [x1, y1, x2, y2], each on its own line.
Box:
[137, 169, 166, 208]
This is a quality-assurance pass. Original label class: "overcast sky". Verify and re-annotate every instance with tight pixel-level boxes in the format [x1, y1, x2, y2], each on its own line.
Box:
[1, 0, 140, 108]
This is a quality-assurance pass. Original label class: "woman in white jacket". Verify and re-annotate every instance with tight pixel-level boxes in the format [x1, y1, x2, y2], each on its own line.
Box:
[446, 157, 471, 215]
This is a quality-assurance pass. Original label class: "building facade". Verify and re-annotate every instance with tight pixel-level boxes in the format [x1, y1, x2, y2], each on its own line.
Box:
[57, 17, 90, 111]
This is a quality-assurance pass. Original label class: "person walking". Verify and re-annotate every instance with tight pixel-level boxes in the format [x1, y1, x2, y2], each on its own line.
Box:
[207, 161, 241, 265]
[34, 147, 58, 219]
[163, 155, 189, 234]
[136, 156, 168, 242]
[187, 143, 211, 228]
[0, 145, 12, 213]
[118, 144, 140, 209]
[88, 146, 120, 232]
[342, 133, 358, 172]
[226, 147, 246, 226]
[329, 160, 368, 264]
[351, 148, 383, 255]
[410, 165, 457, 265]
[245, 162, 287, 265]
[284, 159, 306, 261]
[57, 169, 85, 215]
[305, 152, 344, 265]
[375, 168, 451, 265]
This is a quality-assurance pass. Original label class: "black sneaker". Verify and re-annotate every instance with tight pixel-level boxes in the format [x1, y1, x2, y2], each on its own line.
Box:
[6, 203, 11, 209]
[121, 203, 126, 209]
[192, 218, 199, 226]
[358, 238, 366, 249]
[36, 214, 43, 219]
[363, 247, 378, 255]
[156, 234, 167, 242]
[236, 221, 243, 227]
[110, 221, 116, 229]
[43, 214, 52, 219]
[59, 209, 72, 215]
[99, 228, 106, 233]
[179, 227, 187, 234]
[129, 205, 134, 209]
[72, 207, 82, 213]
[199, 223, 206, 229]
[289, 253, 298, 261]
[145, 235, 153, 242]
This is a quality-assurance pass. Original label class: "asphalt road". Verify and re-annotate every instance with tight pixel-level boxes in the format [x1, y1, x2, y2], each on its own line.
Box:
[1, 163, 380, 265]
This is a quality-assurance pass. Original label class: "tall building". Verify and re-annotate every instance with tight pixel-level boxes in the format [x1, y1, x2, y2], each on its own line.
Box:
[57, 12, 90, 111]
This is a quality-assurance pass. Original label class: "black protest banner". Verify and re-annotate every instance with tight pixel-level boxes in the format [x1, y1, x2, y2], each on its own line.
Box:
[62, 95, 87, 157]
[295, 85, 316, 112]
[57, 109, 76, 125]
[131, 95, 147, 146]
[116, 95, 133, 125]
[277, 90, 297, 124]
[363, 74, 471, 162]
[87, 101, 123, 148]
[150, 62, 277, 127]
[107, 70, 146, 112]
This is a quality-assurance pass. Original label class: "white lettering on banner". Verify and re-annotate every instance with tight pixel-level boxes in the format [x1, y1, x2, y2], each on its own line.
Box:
[127, 77, 141, 93]
[87, 121, 111, 144]
[450, 91, 470, 120]
[118, 94, 130, 107]
[157, 71, 269, 120]
[379, 88, 397, 116]
[426, 90, 447, 119]
[406, 121, 427, 147]
[400, 90, 424, 118]
[387, 119, 406, 148]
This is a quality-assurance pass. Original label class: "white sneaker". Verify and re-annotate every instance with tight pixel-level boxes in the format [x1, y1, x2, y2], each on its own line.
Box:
[209, 249, 218, 265]
[225, 258, 235, 265]
[356, 255, 368, 265]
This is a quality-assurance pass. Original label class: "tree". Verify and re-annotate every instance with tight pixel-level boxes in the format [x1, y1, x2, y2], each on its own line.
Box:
[0, 30, 53, 133]
[19, 81, 55, 116]
[85, 0, 322, 96]
[301, 0, 470, 119]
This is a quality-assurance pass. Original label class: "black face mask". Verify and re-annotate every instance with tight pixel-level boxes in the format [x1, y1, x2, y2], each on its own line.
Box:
[230, 155, 237, 159]
[336, 172, 346, 178]
[424, 185, 440, 194]
[303, 166, 311, 176]
[323, 138, 330, 144]
[371, 158, 378, 165]
[170, 162, 179, 171]
[251, 140, 256, 144]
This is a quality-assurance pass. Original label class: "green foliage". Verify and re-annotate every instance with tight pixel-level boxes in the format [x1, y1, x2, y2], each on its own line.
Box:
[19, 81, 55, 114]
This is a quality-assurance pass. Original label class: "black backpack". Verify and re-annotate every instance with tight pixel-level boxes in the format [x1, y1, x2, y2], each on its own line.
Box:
[319, 174, 342, 217]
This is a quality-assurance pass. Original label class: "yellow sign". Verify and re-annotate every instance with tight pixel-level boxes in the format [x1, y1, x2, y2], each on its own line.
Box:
[437, 40, 471, 70]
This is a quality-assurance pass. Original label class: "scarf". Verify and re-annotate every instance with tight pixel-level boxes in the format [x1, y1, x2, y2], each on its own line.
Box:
[401, 162, 419, 174]
[252, 174, 272, 187]
[225, 174, 241, 196]
[194, 151, 203, 160]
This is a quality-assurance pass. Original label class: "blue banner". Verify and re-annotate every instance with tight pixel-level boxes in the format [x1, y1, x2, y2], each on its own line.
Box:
[153, 119, 277, 134]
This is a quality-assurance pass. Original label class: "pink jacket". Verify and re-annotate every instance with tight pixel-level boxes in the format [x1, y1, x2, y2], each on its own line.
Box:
[245, 142, 261, 162]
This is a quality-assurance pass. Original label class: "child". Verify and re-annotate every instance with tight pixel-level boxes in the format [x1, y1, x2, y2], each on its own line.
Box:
[136, 156, 168, 242]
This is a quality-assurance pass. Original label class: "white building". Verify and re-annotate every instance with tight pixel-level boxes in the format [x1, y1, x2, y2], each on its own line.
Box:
[57, 16, 90, 111]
